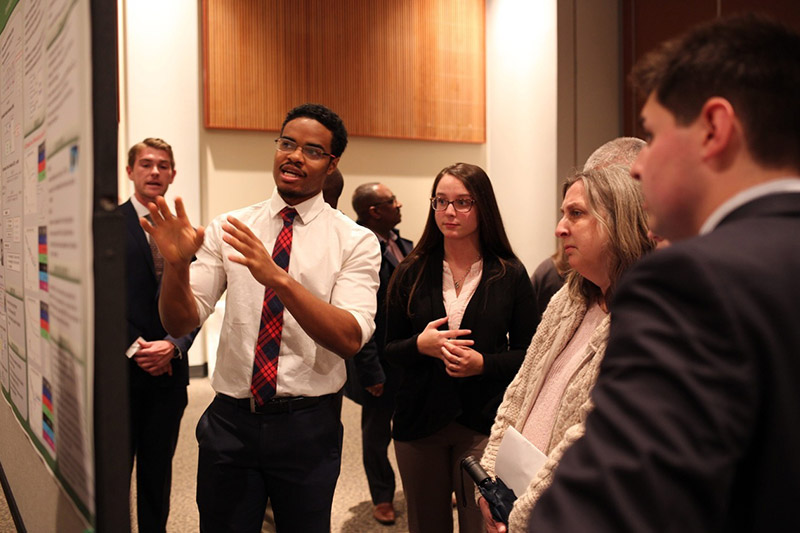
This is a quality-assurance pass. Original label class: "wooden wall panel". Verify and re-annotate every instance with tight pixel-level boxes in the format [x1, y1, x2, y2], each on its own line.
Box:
[203, 0, 486, 143]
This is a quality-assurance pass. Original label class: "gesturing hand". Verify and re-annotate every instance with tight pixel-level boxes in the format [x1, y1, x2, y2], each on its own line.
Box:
[141, 196, 205, 267]
[442, 343, 484, 377]
[221, 215, 286, 288]
[416, 316, 474, 359]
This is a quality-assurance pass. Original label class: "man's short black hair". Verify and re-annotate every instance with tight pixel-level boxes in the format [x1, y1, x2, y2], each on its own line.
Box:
[282, 103, 348, 157]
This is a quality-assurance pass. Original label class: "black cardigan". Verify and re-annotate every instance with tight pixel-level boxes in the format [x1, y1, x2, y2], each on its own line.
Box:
[385, 253, 536, 441]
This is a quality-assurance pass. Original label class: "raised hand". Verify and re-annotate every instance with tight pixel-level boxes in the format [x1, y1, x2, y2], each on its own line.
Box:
[416, 316, 474, 359]
[442, 343, 484, 377]
[141, 196, 205, 267]
[221, 215, 286, 288]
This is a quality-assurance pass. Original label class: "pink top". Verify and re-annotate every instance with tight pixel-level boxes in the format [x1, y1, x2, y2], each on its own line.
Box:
[442, 259, 483, 330]
[521, 303, 607, 451]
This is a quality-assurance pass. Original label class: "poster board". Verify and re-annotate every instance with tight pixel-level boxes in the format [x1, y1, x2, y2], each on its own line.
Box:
[0, 0, 126, 530]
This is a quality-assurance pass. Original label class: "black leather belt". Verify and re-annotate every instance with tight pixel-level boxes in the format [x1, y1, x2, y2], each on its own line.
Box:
[216, 393, 332, 414]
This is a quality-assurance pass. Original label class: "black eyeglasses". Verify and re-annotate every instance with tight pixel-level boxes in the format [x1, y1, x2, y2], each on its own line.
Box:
[372, 196, 397, 208]
[430, 197, 476, 213]
[274, 138, 335, 161]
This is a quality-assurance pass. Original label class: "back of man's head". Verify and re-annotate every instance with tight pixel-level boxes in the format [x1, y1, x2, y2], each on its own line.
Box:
[322, 168, 344, 209]
[584, 137, 645, 171]
[631, 14, 800, 172]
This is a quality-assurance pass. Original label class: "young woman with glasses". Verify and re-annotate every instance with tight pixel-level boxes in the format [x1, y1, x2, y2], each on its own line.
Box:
[384, 162, 537, 533]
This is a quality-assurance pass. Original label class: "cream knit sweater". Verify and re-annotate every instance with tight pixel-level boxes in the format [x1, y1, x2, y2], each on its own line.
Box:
[480, 285, 610, 532]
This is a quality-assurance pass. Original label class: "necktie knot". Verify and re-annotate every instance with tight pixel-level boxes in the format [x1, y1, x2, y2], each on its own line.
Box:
[280, 207, 297, 226]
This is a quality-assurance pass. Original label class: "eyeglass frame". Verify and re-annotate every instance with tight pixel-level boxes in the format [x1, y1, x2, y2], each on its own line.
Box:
[430, 197, 476, 213]
[274, 137, 336, 161]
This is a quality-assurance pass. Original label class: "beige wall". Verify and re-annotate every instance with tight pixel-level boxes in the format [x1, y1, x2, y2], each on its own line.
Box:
[119, 0, 623, 366]
[201, 130, 486, 246]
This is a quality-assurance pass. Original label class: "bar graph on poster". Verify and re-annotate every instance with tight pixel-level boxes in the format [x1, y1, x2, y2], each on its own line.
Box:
[0, 0, 95, 526]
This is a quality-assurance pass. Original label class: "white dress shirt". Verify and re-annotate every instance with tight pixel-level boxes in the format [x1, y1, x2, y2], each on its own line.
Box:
[191, 189, 381, 398]
[131, 195, 152, 238]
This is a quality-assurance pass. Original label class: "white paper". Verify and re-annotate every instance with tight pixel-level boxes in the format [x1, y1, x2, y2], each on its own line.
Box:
[495, 426, 548, 497]
[126, 337, 145, 358]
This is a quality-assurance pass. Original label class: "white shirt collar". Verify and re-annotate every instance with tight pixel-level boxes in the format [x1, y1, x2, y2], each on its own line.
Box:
[699, 177, 800, 235]
[130, 195, 151, 218]
[268, 188, 326, 225]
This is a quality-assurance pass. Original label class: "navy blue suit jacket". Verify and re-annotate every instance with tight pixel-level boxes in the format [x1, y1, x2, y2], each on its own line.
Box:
[344, 229, 414, 405]
[121, 199, 197, 388]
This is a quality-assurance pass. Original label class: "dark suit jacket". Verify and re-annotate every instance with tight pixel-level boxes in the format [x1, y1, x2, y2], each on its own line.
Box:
[531, 192, 800, 532]
[385, 251, 536, 441]
[122, 200, 197, 388]
[344, 229, 413, 406]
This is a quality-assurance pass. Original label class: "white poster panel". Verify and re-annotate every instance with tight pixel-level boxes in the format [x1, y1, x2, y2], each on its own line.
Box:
[0, 0, 95, 525]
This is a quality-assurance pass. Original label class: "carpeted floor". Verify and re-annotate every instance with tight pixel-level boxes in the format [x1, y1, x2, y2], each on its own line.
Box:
[0, 376, 459, 532]
[0, 484, 13, 532]
[130, 377, 452, 532]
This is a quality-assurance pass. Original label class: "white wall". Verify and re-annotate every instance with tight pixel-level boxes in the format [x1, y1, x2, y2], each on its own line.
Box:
[118, 0, 201, 225]
[487, 0, 559, 271]
[201, 129, 486, 248]
[119, 0, 204, 365]
[118, 0, 623, 367]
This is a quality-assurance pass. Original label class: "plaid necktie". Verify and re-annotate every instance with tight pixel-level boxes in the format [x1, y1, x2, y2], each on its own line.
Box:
[144, 214, 164, 282]
[250, 207, 298, 404]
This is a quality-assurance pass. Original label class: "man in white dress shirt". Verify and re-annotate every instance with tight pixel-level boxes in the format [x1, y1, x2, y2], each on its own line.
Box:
[143, 104, 381, 532]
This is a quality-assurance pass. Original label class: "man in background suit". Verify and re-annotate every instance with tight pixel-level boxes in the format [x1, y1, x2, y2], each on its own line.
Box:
[524, 15, 800, 533]
[122, 138, 198, 532]
[346, 182, 413, 525]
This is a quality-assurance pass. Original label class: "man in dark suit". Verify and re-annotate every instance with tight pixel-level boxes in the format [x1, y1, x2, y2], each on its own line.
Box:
[520, 15, 800, 533]
[346, 182, 413, 525]
[122, 138, 198, 532]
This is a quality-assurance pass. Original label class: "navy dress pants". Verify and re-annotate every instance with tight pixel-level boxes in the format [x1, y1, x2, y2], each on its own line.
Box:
[130, 385, 188, 533]
[196, 393, 343, 533]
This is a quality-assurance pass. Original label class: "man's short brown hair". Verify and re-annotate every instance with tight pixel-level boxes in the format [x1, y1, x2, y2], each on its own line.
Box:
[127, 138, 176, 170]
[630, 14, 800, 171]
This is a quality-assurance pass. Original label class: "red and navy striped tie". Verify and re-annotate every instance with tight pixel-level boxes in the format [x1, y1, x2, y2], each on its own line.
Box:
[250, 207, 297, 405]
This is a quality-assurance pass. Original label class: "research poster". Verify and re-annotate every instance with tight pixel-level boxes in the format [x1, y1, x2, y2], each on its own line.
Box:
[0, 0, 95, 525]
